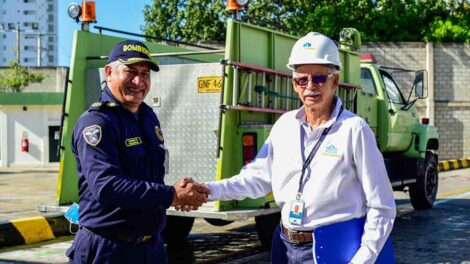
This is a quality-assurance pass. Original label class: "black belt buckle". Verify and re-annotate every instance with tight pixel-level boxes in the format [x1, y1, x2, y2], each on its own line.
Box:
[137, 235, 153, 244]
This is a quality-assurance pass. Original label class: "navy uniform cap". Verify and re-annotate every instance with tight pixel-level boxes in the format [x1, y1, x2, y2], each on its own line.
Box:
[107, 40, 159, 72]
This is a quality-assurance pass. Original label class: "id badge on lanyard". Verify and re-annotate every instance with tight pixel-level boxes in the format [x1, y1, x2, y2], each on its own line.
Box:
[289, 105, 343, 226]
[289, 199, 305, 225]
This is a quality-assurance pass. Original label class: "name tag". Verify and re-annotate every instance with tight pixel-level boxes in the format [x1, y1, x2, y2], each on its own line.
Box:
[125, 137, 142, 147]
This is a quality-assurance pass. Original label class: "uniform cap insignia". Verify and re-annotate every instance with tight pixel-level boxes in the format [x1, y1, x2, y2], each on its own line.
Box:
[82, 125, 102, 146]
[155, 126, 164, 141]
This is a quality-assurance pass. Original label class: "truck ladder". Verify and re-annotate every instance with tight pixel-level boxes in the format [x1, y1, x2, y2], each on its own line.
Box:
[222, 60, 300, 114]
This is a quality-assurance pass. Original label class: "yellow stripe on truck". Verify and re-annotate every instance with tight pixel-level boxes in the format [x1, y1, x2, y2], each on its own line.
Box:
[10, 217, 55, 244]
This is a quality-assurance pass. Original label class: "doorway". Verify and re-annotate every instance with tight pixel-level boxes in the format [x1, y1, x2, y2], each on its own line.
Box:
[48, 126, 60, 162]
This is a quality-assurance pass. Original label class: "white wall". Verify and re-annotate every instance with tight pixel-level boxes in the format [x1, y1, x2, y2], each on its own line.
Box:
[1, 105, 61, 167]
[0, 107, 6, 167]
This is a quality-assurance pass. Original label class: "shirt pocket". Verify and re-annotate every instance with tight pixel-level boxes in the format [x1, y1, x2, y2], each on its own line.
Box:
[122, 144, 149, 179]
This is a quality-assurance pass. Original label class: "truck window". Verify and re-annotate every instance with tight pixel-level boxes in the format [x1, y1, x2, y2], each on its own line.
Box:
[381, 71, 405, 104]
[360, 68, 376, 94]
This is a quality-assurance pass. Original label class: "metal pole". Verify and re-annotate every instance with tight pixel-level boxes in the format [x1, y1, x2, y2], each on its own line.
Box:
[37, 33, 41, 66]
[16, 23, 20, 64]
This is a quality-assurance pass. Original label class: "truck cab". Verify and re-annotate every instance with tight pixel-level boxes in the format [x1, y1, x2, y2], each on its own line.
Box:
[358, 53, 439, 210]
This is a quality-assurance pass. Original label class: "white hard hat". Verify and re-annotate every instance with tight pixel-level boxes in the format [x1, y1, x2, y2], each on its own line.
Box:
[287, 32, 342, 70]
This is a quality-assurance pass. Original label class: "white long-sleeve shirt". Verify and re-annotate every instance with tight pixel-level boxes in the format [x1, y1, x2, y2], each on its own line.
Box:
[206, 97, 396, 264]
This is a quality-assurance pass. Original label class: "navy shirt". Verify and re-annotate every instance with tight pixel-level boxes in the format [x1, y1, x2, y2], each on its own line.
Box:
[71, 86, 174, 236]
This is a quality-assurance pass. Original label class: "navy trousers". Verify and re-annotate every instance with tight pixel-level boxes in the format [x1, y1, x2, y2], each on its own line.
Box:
[66, 228, 168, 264]
[271, 225, 313, 264]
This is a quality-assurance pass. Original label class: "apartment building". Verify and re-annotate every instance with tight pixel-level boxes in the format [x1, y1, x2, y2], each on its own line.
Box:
[0, 0, 57, 66]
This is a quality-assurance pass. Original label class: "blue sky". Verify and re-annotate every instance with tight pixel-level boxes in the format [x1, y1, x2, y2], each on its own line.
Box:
[58, 1, 152, 66]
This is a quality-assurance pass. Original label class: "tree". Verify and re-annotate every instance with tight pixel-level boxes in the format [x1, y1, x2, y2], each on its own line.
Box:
[142, 0, 470, 43]
[0, 61, 44, 93]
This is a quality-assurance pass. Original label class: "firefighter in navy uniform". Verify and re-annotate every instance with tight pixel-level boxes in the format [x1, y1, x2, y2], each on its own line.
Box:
[66, 40, 209, 264]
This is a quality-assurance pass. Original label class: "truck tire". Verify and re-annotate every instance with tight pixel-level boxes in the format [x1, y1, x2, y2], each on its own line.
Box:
[409, 152, 438, 210]
[255, 212, 281, 250]
[204, 218, 234, 226]
[162, 216, 195, 246]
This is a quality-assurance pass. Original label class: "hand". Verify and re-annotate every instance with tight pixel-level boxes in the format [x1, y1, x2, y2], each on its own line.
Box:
[172, 177, 210, 211]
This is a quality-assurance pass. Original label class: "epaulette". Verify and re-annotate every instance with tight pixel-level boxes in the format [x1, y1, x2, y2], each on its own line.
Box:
[89, 101, 119, 111]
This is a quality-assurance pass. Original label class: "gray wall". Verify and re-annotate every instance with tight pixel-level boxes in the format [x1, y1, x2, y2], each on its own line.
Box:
[0, 66, 68, 92]
[361, 42, 470, 160]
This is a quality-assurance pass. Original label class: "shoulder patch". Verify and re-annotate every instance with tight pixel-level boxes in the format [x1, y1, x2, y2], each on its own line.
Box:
[91, 102, 102, 108]
[82, 125, 102, 146]
[107, 102, 117, 107]
[155, 126, 164, 141]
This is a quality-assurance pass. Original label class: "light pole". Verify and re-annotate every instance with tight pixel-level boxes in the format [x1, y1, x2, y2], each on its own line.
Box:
[0, 23, 23, 64]
[28, 32, 56, 66]
[16, 23, 20, 64]
[0, 23, 56, 66]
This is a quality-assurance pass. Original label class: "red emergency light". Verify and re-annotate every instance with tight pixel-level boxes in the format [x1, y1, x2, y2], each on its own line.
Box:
[242, 133, 257, 165]
[360, 53, 377, 63]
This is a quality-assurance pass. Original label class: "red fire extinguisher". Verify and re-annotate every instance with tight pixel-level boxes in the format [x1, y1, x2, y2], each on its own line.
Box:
[21, 137, 29, 152]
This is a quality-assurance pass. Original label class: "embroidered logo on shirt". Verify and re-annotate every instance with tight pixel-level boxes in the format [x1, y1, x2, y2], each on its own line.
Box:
[82, 125, 102, 146]
[125, 137, 142, 147]
[155, 126, 164, 141]
[322, 144, 341, 157]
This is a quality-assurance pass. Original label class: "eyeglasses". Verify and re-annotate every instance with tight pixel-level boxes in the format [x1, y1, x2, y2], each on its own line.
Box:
[293, 73, 335, 86]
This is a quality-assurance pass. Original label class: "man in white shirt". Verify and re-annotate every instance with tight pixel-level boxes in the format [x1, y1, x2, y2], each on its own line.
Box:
[205, 32, 396, 264]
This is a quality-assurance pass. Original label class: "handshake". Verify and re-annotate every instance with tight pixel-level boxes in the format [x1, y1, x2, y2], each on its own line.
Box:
[171, 177, 210, 212]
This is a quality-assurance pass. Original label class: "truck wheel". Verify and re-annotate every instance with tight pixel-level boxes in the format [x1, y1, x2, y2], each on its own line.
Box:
[409, 152, 438, 210]
[255, 212, 281, 250]
[204, 218, 234, 226]
[162, 216, 195, 246]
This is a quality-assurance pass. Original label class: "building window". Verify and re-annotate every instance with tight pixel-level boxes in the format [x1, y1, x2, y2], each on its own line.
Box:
[48, 45, 54, 51]
[48, 24, 54, 31]
[24, 45, 36, 51]
[48, 14, 54, 22]
[48, 36, 54, 42]
[23, 22, 38, 28]
[24, 0, 36, 2]
[47, 4, 53, 11]
[24, 58, 29, 63]
[23, 10, 36, 15]
[48, 55, 54, 63]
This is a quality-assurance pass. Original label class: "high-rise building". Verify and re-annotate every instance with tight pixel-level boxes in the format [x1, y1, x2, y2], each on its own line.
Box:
[0, 0, 57, 66]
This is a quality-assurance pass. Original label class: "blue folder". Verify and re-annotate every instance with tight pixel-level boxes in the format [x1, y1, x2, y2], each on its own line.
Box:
[314, 217, 395, 264]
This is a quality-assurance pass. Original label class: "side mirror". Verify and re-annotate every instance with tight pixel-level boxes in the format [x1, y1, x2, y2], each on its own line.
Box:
[413, 70, 427, 99]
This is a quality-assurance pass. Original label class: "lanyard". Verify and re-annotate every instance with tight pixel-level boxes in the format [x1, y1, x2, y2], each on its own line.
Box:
[296, 105, 344, 200]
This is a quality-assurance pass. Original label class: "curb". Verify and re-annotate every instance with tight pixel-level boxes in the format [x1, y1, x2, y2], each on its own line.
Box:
[0, 214, 71, 249]
[439, 158, 470, 172]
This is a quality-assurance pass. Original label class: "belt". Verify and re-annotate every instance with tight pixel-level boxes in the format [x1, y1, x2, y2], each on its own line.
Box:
[82, 226, 154, 245]
[281, 225, 313, 244]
